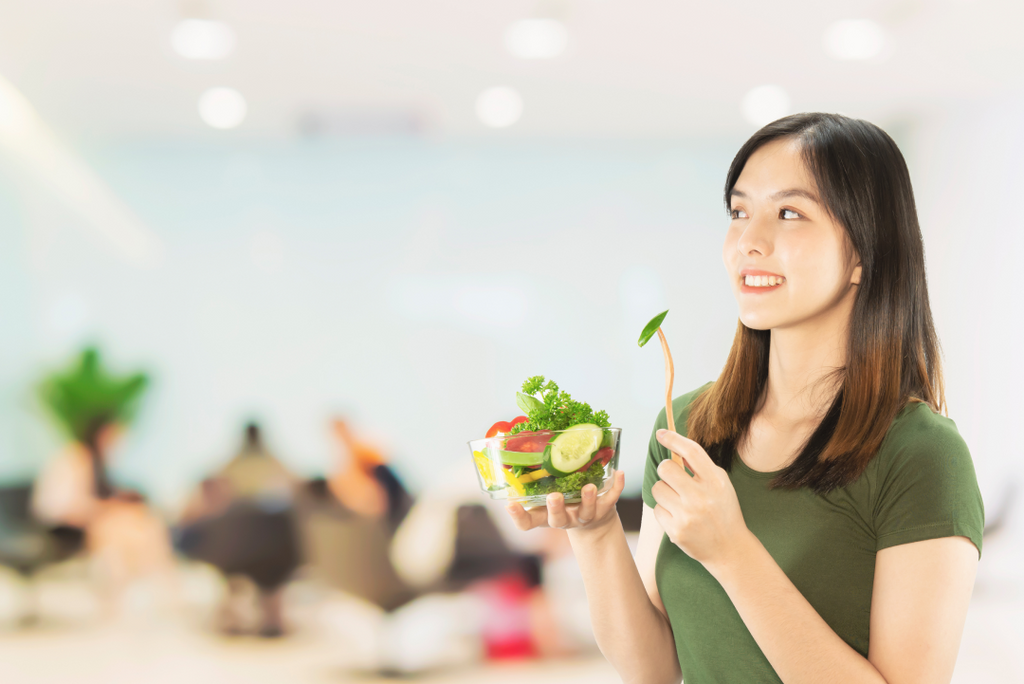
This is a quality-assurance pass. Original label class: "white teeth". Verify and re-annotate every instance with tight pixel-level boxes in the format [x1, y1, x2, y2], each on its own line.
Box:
[744, 275, 785, 287]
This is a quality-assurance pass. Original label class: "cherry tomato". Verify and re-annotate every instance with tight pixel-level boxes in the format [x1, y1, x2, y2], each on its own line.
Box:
[486, 421, 513, 438]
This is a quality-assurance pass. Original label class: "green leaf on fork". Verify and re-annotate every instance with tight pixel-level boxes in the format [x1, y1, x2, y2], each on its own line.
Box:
[638, 310, 669, 347]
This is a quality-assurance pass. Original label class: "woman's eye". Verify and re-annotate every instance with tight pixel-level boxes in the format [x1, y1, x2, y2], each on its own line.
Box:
[781, 209, 801, 219]
[730, 208, 747, 219]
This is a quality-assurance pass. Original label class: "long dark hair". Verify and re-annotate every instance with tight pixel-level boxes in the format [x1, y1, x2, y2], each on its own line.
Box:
[687, 112, 945, 494]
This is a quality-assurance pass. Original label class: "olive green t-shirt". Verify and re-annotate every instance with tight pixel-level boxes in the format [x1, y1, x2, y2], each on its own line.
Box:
[641, 381, 985, 683]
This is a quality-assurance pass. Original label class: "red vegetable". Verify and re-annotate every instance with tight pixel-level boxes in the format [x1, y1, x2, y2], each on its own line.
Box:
[510, 415, 528, 427]
[486, 421, 513, 438]
[578, 447, 614, 473]
[504, 430, 553, 453]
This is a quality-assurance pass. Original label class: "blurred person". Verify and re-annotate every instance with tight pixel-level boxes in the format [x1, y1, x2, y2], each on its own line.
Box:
[298, 418, 415, 614]
[505, 114, 984, 683]
[176, 422, 301, 637]
[326, 417, 412, 530]
[30, 416, 120, 545]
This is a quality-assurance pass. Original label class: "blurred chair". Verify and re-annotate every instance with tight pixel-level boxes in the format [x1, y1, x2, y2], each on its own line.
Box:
[0, 483, 84, 626]
[299, 478, 417, 613]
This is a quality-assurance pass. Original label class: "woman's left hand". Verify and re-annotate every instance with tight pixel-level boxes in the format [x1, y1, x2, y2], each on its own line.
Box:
[651, 429, 753, 571]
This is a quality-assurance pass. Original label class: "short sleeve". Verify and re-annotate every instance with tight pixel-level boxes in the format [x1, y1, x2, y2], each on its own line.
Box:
[641, 381, 714, 509]
[873, 409, 985, 558]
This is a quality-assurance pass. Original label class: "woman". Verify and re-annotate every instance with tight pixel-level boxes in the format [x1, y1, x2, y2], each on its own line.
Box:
[505, 113, 984, 683]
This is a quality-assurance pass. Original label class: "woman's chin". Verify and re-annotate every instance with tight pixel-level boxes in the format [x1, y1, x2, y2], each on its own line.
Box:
[738, 312, 775, 331]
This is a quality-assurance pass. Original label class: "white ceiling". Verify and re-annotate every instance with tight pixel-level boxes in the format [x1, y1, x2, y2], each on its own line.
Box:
[0, 0, 1022, 140]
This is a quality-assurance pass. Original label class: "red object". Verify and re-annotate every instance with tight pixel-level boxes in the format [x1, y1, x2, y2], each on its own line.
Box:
[510, 415, 528, 427]
[578, 447, 614, 473]
[485, 420, 513, 438]
[504, 430, 553, 453]
[475, 574, 538, 661]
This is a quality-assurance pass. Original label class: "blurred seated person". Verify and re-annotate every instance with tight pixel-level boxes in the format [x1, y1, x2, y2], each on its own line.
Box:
[176, 422, 301, 637]
[296, 418, 416, 614]
[31, 415, 122, 544]
[327, 418, 412, 531]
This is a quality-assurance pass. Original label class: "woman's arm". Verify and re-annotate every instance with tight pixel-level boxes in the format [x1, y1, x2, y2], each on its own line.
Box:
[706, 533, 976, 684]
[868, 536, 977, 683]
[506, 471, 682, 684]
[653, 430, 978, 684]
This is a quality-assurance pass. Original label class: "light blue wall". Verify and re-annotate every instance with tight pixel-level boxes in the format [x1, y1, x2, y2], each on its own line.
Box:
[1, 122, 1017, 517]
[0, 137, 746, 505]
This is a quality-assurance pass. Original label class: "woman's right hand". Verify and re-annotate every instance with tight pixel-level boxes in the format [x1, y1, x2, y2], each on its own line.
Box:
[505, 469, 625, 534]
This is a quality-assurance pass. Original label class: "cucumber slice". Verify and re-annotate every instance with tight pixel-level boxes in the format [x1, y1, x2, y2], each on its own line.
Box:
[499, 449, 546, 467]
[546, 424, 603, 476]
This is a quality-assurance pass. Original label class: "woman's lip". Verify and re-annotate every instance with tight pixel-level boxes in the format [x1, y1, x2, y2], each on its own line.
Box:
[739, 270, 784, 277]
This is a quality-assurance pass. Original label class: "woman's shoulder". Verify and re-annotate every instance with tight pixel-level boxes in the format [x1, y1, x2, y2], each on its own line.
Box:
[867, 401, 978, 493]
[881, 401, 971, 463]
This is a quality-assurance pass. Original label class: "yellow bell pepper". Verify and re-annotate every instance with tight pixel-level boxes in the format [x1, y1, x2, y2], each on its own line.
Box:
[474, 450, 500, 489]
[521, 468, 551, 482]
[503, 468, 526, 496]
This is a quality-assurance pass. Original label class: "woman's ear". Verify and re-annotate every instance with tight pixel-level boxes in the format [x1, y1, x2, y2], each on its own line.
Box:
[852, 263, 862, 285]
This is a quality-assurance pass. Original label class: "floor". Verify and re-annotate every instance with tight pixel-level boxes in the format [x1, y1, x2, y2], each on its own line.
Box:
[0, 529, 1021, 684]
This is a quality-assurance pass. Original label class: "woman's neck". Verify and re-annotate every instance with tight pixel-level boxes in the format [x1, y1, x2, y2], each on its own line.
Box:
[760, 322, 847, 427]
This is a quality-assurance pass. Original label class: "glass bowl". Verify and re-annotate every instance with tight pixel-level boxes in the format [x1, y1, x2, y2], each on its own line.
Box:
[468, 427, 620, 507]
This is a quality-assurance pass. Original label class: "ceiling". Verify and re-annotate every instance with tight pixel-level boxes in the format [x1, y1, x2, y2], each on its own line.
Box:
[0, 0, 1022, 141]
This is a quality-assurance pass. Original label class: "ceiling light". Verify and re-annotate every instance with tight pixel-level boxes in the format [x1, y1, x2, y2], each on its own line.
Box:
[475, 87, 523, 128]
[823, 20, 885, 61]
[171, 19, 236, 60]
[504, 19, 568, 59]
[741, 85, 791, 127]
[198, 87, 247, 129]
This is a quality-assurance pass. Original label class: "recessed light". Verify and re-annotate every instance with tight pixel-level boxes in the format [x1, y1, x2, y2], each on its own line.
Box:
[504, 19, 567, 59]
[198, 87, 247, 129]
[823, 20, 885, 61]
[171, 19, 236, 60]
[476, 87, 523, 128]
[741, 85, 791, 127]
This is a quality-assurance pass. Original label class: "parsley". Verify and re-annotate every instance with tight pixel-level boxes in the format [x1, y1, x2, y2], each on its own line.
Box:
[523, 462, 606, 496]
[509, 376, 610, 434]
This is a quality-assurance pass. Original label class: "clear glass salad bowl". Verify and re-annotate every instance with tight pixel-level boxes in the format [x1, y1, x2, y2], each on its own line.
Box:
[468, 426, 620, 507]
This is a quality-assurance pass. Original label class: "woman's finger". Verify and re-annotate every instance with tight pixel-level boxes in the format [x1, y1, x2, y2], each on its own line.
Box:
[576, 483, 598, 524]
[546, 492, 571, 529]
[657, 457, 697, 493]
[506, 502, 549, 530]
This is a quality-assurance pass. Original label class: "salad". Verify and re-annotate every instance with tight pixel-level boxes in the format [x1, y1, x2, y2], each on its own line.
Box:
[469, 376, 620, 505]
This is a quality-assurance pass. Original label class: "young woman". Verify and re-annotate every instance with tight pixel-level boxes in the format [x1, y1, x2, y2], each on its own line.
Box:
[505, 113, 984, 684]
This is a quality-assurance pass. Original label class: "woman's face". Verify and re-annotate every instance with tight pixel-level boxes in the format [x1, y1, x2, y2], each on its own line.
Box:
[722, 137, 861, 333]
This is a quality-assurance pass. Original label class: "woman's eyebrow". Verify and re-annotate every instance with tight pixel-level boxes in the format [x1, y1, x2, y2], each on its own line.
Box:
[730, 188, 821, 204]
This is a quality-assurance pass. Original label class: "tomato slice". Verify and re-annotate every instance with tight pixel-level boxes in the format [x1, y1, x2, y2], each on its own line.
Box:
[485, 421, 513, 438]
[510, 415, 528, 427]
[578, 447, 614, 473]
[504, 430, 553, 453]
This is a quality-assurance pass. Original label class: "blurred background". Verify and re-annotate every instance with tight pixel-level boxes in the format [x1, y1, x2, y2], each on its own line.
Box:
[0, 0, 1022, 682]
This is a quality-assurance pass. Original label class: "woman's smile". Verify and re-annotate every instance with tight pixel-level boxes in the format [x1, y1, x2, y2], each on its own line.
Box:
[740, 276, 785, 293]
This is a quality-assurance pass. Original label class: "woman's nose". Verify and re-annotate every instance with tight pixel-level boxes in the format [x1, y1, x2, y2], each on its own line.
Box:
[736, 214, 773, 257]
